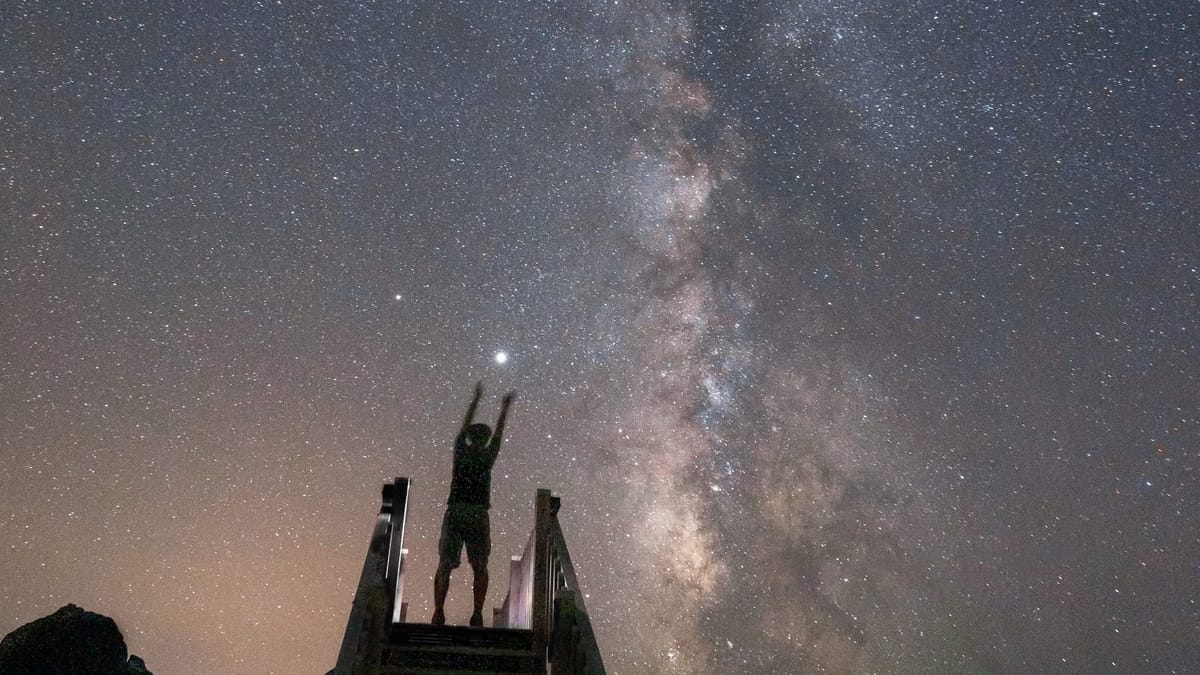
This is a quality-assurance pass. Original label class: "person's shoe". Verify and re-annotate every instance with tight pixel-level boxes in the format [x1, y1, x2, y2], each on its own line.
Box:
[431, 609, 445, 626]
[469, 611, 483, 627]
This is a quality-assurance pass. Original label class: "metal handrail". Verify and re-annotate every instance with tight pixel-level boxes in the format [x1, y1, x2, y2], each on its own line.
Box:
[496, 523, 536, 629]
[496, 489, 606, 673]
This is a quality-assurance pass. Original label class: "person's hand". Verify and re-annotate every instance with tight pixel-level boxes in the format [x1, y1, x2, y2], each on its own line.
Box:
[502, 391, 516, 407]
[474, 381, 484, 398]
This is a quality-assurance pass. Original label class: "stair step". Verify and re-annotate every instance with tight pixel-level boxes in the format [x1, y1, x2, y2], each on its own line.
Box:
[389, 624, 534, 651]
[381, 645, 541, 673]
[372, 667, 539, 675]
[380, 624, 542, 673]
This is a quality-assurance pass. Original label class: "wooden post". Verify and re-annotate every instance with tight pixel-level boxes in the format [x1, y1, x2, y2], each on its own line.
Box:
[532, 488, 553, 657]
[385, 477, 410, 624]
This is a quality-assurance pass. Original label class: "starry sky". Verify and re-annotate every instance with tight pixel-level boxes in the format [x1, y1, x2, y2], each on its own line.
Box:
[1, 1, 1197, 673]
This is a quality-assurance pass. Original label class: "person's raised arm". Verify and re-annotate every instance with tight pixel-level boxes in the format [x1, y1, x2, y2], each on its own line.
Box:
[461, 381, 483, 434]
[490, 391, 516, 451]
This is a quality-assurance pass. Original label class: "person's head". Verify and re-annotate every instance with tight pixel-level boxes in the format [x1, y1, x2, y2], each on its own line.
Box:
[464, 423, 492, 449]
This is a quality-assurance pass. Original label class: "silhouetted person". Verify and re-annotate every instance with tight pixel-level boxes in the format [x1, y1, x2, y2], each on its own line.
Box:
[431, 381, 514, 627]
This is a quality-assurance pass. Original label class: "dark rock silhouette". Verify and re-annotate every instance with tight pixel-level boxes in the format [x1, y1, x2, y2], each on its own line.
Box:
[126, 655, 152, 675]
[0, 604, 153, 674]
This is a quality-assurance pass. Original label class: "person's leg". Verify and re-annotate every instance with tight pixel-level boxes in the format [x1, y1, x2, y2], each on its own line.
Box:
[471, 564, 489, 620]
[432, 559, 453, 625]
[432, 509, 462, 625]
[465, 508, 491, 627]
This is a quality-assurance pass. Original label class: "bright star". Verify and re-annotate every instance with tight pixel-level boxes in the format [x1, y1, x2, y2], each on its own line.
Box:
[494, 351, 508, 365]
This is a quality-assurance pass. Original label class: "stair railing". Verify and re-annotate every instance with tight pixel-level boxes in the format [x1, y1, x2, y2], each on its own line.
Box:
[384, 477, 410, 625]
[545, 513, 606, 675]
[496, 523, 536, 629]
[497, 489, 606, 674]
[331, 476, 410, 675]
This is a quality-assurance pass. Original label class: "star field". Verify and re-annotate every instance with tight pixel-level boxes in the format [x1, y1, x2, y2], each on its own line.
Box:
[2, 1, 1197, 673]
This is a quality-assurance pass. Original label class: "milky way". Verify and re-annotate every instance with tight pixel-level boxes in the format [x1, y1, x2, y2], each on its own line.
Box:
[2, 1, 1197, 673]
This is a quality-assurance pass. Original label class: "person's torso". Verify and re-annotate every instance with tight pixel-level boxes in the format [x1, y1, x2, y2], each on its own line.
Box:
[448, 445, 494, 507]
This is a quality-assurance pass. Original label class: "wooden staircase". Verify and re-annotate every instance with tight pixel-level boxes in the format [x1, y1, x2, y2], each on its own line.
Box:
[331, 480, 605, 675]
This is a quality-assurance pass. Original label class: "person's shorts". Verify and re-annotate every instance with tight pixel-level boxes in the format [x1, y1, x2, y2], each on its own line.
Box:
[438, 503, 490, 570]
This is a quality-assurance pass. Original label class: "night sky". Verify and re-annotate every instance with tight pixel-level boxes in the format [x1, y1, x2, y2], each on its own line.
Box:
[2, 1, 1197, 673]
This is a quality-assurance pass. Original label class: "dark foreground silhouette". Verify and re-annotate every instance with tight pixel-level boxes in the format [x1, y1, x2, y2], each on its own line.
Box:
[432, 381, 515, 628]
[0, 604, 152, 675]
